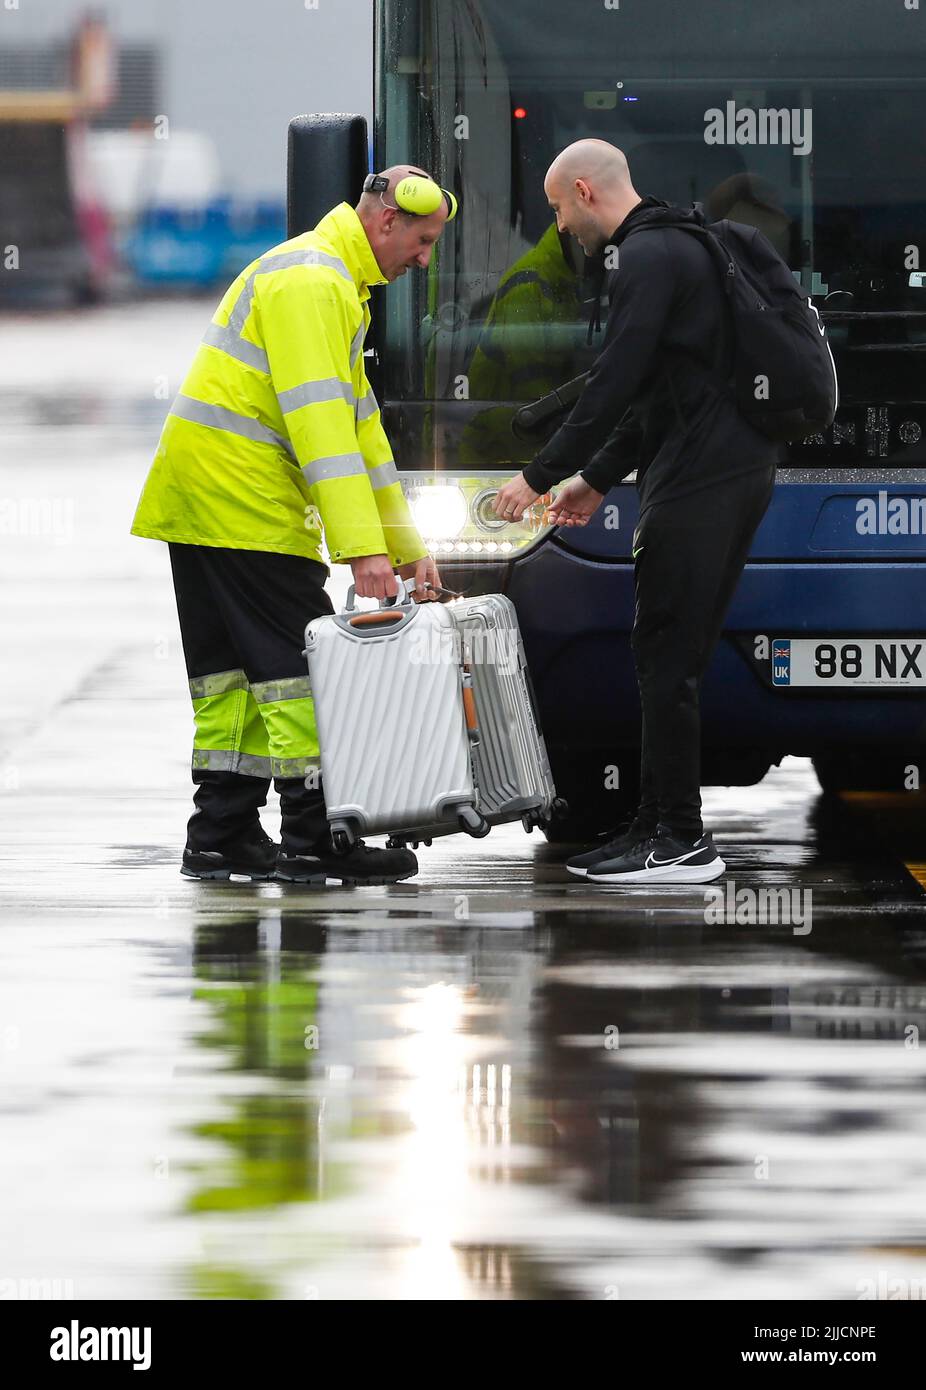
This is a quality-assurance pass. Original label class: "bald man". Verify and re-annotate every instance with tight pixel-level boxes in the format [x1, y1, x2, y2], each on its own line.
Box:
[132, 167, 451, 884]
[495, 140, 781, 885]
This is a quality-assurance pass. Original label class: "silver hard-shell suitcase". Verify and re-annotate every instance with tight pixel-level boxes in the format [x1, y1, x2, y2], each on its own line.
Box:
[304, 581, 563, 851]
[386, 591, 562, 847]
[304, 580, 487, 851]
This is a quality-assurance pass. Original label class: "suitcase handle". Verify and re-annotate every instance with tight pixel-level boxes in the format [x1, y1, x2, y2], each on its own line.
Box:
[344, 576, 417, 612]
[462, 683, 479, 733]
[382, 577, 421, 608]
[343, 578, 461, 611]
[461, 661, 480, 741]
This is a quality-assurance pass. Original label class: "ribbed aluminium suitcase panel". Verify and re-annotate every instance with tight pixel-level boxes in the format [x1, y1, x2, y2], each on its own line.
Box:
[452, 595, 557, 822]
[305, 602, 475, 838]
[380, 594, 558, 843]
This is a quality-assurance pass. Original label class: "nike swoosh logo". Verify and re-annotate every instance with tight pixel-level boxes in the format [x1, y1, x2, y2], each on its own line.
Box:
[645, 846, 705, 868]
[632, 546, 644, 558]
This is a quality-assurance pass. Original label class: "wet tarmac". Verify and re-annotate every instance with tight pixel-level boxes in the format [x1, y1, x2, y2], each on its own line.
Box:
[1, 303, 925, 1300]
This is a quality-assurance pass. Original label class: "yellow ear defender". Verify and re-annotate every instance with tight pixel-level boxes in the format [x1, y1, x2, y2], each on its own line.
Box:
[364, 172, 458, 221]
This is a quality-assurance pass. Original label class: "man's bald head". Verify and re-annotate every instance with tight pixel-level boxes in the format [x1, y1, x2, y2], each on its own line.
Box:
[546, 141, 632, 196]
[356, 164, 450, 283]
[544, 140, 641, 255]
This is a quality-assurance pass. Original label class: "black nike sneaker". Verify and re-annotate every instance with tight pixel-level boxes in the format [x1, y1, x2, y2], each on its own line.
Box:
[587, 830, 725, 885]
[181, 828, 279, 881]
[566, 819, 657, 878]
[276, 840, 419, 886]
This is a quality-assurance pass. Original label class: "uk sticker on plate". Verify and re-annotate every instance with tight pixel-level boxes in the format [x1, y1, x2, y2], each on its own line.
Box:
[772, 637, 926, 687]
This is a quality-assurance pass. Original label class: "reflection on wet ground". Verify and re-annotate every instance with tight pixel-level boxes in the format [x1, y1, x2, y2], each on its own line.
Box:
[1, 306, 925, 1300]
[2, 771, 925, 1300]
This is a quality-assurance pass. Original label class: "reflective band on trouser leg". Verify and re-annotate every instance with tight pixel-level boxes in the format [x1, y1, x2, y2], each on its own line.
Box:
[189, 669, 272, 778]
[250, 677, 321, 781]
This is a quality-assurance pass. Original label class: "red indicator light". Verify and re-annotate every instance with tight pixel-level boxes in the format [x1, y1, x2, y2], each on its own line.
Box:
[513, 107, 527, 119]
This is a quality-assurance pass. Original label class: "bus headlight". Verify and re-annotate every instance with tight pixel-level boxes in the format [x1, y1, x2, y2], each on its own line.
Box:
[408, 483, 469, 542]
[400, 472, 561, 559]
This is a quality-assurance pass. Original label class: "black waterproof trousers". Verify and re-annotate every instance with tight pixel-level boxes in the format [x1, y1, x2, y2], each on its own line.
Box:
[168, 543, 334, 855]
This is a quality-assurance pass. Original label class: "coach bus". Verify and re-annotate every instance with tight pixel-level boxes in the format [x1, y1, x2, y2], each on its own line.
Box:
[292, 0, 926, 839]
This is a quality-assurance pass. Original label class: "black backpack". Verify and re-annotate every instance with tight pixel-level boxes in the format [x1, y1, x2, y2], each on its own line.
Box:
[624, 218, 839, 443]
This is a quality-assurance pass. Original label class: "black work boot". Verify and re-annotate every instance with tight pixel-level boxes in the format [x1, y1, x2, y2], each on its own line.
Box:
[274, 777, 419, 885]
[276, 839, 419, 885]
[182, 825, 278, 881]
[182, 770, 276, 880]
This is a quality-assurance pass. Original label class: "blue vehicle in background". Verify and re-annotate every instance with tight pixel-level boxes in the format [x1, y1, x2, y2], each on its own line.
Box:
[124, 198, 286, 288]
[295, 0, 926, 839]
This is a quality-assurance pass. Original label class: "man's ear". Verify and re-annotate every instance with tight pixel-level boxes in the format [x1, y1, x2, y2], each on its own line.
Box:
[380, 206, 398, 235]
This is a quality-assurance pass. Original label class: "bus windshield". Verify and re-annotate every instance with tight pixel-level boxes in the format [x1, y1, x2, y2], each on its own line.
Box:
[377, 0, 926, 467]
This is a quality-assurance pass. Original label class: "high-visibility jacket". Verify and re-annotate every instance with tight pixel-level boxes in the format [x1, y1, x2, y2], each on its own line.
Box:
[131, 202, 428, 568]
[460, 223, 584, 466]
[468, 223, 581, 401]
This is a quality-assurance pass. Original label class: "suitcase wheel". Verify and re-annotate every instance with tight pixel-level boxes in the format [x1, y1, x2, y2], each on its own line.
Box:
[332, 828, 354, 855]
[521, 814, 535, 834]
[457, 806, 490, 838]
[386, 835, 407, 849]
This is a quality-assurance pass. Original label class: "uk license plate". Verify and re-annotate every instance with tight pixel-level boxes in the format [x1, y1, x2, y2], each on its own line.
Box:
[771, 638, 926, 687]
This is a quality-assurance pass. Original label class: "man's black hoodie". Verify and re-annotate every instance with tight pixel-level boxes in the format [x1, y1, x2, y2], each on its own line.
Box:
[522, 194, 782, 508]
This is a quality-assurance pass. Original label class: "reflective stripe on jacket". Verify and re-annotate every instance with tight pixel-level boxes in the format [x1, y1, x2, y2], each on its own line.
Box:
[131, 202, 428, 567]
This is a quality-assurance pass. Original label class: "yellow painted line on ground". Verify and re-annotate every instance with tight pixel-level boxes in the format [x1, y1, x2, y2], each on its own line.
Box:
[839, 791, 924, 808]
[838, 791, 926, 893]
[903, 863, 926, 892]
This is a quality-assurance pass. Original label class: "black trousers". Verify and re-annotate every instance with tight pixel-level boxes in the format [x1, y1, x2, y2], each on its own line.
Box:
[168, 543, 335, 855]
[631, 463, 776, 840]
